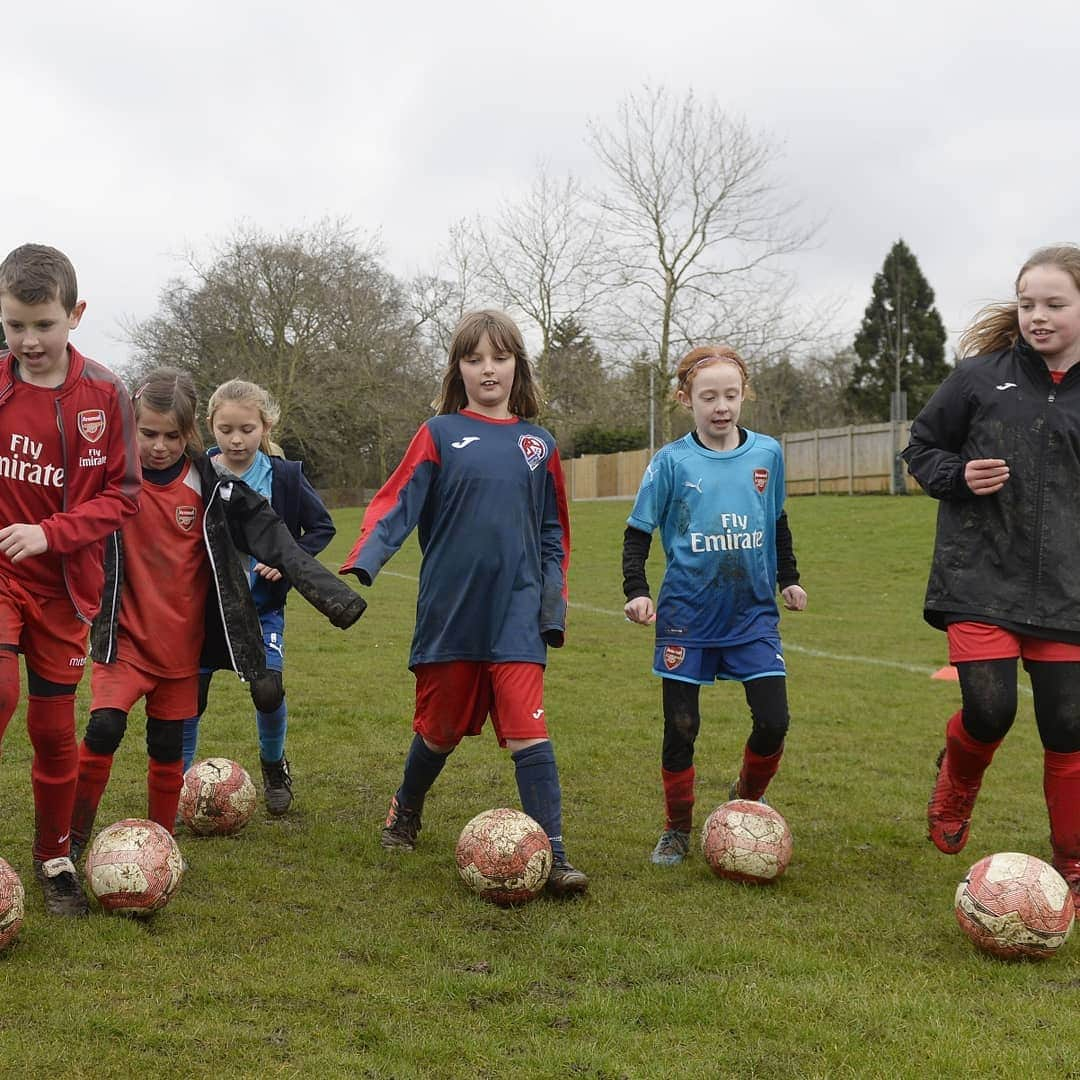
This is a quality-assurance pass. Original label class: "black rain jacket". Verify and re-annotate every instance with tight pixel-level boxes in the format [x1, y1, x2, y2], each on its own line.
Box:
[90, 453, 365, 679]
[902, 340, 1080, 636]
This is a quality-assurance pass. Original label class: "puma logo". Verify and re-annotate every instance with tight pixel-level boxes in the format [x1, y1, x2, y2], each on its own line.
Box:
[683, 478, 703, 493]
[451, 436, 481, 449]
[532, 708, 544, 720]
[995, 383, 1018, 391]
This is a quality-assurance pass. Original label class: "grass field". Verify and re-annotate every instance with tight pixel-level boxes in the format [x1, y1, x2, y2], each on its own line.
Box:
[1, 494, 1079, 1078]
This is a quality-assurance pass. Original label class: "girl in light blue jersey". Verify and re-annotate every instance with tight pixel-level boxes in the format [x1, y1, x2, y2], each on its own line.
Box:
[622, 346, 807, 866]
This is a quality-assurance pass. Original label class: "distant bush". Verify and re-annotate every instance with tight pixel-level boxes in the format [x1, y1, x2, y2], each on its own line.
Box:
[572, 425, 648, 457]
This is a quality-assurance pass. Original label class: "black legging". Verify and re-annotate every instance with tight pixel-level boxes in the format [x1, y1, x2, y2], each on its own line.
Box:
[661, 675, 789, 773]
[957, 658, 1080, 753]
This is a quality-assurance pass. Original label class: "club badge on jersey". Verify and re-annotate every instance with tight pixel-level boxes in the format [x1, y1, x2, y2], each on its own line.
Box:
[175, 506, 197, 531]
[77, 410, 106, 443]
[519, 434, 548, 471]
[753, 468, 769, 493]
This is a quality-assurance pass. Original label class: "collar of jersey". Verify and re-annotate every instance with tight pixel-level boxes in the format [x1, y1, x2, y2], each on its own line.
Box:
[459, 409, 521, 425]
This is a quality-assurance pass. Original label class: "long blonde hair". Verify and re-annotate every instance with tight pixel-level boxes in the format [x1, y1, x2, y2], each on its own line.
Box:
[959, 244, 1080, 358]
[435, 310, 541, 419]
[206, 379, 281, 455]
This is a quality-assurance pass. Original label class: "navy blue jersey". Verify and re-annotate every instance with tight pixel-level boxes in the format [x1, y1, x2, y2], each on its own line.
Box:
[627, 430, 786, 647]
[341, 411, 570, 667]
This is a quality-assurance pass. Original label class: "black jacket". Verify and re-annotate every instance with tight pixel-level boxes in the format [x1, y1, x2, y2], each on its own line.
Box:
[902, 341, 1080, 636]
[90, 453, 365, 679]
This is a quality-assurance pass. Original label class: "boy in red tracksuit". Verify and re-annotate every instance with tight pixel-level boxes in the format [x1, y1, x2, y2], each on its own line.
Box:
[0, 244, 140, 917]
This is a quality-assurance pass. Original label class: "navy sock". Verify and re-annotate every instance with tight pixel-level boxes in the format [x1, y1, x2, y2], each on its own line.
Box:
[396, 733, 450, 812]
[257, 699, 288, 764]
[512, 740, 567, 863]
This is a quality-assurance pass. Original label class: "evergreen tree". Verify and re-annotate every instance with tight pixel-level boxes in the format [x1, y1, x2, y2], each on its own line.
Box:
[847, 239, 948, 419]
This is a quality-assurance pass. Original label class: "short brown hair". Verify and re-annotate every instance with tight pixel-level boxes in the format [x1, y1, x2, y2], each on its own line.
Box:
[0, 244, 79, 312]
[435, 309, 541, 419]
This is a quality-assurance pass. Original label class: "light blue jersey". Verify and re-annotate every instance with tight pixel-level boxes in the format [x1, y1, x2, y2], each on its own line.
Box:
[627, 430, 786, 648]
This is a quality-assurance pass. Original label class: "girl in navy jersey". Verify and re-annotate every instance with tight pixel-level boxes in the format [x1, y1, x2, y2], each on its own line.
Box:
[70, 369, 363, 860]
[623, 346, 807, 866]
[340, 309, 588, 897]
[904, 245, 1080, 905]
[182, 379, 335, 817]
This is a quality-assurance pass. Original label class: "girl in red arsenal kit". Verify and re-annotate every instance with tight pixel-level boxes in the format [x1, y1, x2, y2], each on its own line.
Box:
[904, 244, 1080, 904]
[69, 369, 365, 863]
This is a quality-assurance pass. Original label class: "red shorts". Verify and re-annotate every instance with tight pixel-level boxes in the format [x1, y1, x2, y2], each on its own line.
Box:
[91, 658, 198, 721]
[413, 661, 548, 748]
[947, 622, 1080, 664]
[0, 574, 88, 683]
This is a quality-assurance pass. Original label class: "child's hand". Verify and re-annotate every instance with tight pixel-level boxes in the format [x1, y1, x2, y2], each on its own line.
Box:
[253, 562, 284, 583]
[0, 523, 48, 563]
[965, 458, 1009, 495]
[781, 585, 807, 611]
[624, 596, 656, 625]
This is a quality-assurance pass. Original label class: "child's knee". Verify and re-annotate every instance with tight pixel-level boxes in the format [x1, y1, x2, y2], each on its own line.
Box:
[250, 671, 284, 713]
[85, 708, 129, 755]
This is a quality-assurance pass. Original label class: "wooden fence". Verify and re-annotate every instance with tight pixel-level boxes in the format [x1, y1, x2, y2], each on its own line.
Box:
[563, 422, 919, 500]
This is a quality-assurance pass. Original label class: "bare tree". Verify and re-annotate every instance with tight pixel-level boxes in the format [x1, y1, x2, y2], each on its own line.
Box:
[587, 85, 815, 440]
[407, 219, 489, 359]
[474, 165, 611, 388]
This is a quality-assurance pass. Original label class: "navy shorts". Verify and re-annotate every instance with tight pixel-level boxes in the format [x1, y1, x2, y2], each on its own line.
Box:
[653, 636, 786, 685]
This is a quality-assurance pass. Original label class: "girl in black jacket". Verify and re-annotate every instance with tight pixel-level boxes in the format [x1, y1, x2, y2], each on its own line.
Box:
[903, 244, 1080, 903]
[72, 370, 363, 860]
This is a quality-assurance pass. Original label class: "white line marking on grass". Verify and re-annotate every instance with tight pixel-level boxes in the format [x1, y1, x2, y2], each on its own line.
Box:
[375, 571, 1030, 690]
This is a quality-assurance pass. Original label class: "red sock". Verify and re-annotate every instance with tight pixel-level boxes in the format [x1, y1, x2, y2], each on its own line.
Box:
[0, 650, 19, 747]
[738, 743, 784, 801]
[71, 743, 115, 846]
[1044, 749, 1080, 862]
[27, 694, 78, 861]
[947, 711, 1001, 781]
[147, 757, 184, 833]
[662, 766, 695, 832]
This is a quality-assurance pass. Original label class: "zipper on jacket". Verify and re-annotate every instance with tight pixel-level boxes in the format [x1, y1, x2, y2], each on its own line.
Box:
[202, 480, 243, 676]
[54, 399, 90, 624]
[1030, 391, 1055, 605]
[101, 532, 121, 663]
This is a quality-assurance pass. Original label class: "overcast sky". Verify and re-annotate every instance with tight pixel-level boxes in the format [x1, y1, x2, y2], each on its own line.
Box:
[5, 0, 1075, 372]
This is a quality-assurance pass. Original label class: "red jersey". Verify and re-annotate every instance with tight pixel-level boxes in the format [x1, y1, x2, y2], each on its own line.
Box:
[0, 346, 140, 622]
[0, 378, 67, 597]
[116, 459, 209, 677]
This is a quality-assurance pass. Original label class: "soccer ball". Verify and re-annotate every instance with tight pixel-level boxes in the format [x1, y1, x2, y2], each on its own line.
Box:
[454, 808, 553, 906]
[0, 858, 25, 950]
[84, 819, 185, 916]
[955, 852, 1074, 960]
[701, 799, 793, 883]
[179, 758, 257, 836]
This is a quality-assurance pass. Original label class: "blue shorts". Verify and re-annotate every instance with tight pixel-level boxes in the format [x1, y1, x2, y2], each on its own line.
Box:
[653, 636, 786, 685]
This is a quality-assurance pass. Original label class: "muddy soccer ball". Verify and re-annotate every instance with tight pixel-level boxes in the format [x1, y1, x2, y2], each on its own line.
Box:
[455, 808, 552, 906]
[701, 799, 793, 883]
[955, 852, 1074, 960]
[178, 758, 257, 836]
[0, 858, 25, 950]
[84, 819, 185, 916]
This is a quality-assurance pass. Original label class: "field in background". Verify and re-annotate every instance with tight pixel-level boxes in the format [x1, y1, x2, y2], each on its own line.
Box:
[0, 495, 1078, 1078]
